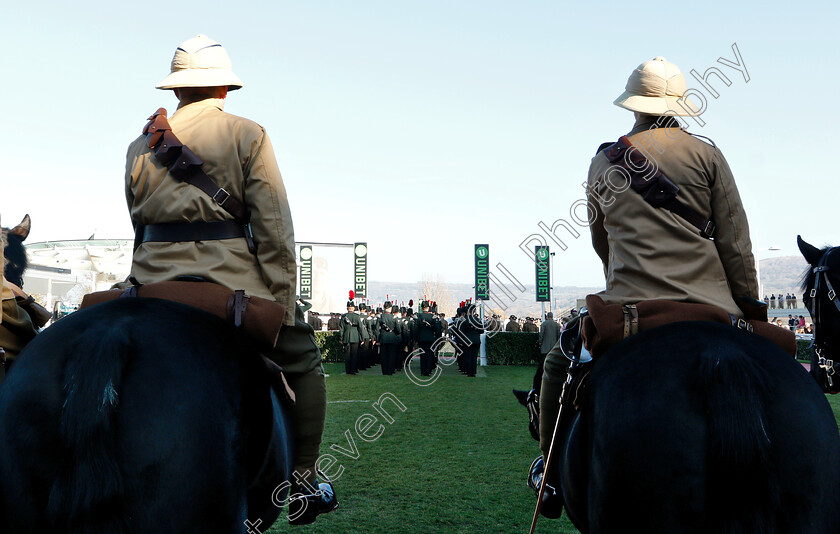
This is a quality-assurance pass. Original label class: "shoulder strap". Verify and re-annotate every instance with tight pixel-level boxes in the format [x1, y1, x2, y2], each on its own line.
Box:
[142, 109, 256, 252]
[604, 136, 715, 239]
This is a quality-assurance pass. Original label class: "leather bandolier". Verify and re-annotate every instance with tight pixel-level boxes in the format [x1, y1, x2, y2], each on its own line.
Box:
[134, 108, 256, 254]
[604, 135, 716, 239]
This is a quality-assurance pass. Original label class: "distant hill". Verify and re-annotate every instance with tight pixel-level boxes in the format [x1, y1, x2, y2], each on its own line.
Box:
[758, 255, 809, 298]
[367, 280, 599, 319]
[366, 255, 808, 318]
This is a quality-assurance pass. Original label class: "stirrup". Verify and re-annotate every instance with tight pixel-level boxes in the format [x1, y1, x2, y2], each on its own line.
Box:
[288, 469, 339, 525]
[527, 455, 564, 519]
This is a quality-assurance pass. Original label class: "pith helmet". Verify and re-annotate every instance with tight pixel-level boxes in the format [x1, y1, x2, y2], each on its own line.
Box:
[613, 57, 700, 117]
[157, 35, 244, 91]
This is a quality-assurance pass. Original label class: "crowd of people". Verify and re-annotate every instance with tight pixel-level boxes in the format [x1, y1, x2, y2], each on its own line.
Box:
[777, 314, 812, 334]
[303, 294, 582, 379]
[764, 293, 800, 309]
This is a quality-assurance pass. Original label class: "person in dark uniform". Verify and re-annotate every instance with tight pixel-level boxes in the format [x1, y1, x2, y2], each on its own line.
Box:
[327, 313, 340, 331]
[452, 302, 468, 374]
[376, 302, 401, 375]
[461, 303, 485, 377]
[393, 306, 405, 371]
[402, 303, 415, 370]
[339, 296, 368, 374]
[506, 315, 521, 332]
[356, 304, 370, 370]
[366, 306, 379, 368]
[412, 301, 441, 376]
[309, 311, 323, 331]
[523, 317, 539, 333]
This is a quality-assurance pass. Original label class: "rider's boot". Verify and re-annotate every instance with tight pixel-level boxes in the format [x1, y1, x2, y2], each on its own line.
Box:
[527, 456, 564, 519]
[288, 473, 339, 525]
[512, 388, 541, 442]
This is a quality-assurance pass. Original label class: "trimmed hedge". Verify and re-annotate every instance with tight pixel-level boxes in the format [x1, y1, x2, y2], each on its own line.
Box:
[485, 333, 814, 365]
[316, 331, 814, 365]
[796, 339, 813, 362]
[314, 331, 343, 363]
[486, 332, 540, 365]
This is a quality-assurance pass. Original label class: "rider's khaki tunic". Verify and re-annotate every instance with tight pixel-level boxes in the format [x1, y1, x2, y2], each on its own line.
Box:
[125, 97, 296, 327]
[540, 115, 758, 462]
[124, 96, 324, 484]
[586, 115, 758, 317]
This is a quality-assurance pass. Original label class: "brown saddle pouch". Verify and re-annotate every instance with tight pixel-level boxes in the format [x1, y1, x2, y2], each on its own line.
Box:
[581, 295, 796, 359]
[80, 281, 295, 404]
[7, 283, 52, 328]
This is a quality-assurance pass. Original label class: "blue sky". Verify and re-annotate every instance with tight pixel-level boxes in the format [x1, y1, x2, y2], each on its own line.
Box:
[1, 1, 836, 289]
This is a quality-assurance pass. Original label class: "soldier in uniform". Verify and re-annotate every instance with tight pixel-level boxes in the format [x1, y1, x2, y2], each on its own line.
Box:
[506, 315, 521, 332]
[523, 317, 539, 333]
[535, 56, 758, 504]
[124, 35, 336, 524]
[402, 304, 415, 370]
[461, 303, 485, 377]
[327, 312, 340, 331]
[339, 297, 368, 374]
[412, 301, 440, 376]
[392, 306, 405, 371]
[366, 306, 379, 368]
[309, 310, 323, 331]
[376, 301, 401, 375]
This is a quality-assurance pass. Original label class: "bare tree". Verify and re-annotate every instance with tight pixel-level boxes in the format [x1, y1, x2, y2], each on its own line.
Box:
[419, 272, 455, 317]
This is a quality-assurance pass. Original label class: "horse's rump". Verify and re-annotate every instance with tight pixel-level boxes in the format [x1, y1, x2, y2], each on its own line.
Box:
[0, 298, 291, 533]
[563, 321, 840, 534]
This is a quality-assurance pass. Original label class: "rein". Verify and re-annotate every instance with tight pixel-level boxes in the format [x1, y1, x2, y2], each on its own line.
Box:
[807, 246, 840, 388]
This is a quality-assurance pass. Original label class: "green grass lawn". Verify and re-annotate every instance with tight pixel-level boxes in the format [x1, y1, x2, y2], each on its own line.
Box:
[264, 362, 840, 534]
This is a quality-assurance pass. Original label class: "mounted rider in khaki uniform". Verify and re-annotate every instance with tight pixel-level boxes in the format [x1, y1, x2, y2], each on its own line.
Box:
[531, 57, 763, 518]
[124, 35, 337, 525]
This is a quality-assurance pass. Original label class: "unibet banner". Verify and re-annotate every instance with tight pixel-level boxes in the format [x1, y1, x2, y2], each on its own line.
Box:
[354, 242, 368, 299]
[535, 245, 550, 302]
[474, 244, 490, 301]
[299, 245, 313, 299]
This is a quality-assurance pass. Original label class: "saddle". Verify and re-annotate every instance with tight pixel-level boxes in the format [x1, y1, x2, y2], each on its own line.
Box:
[81, 281, 285, 351]
[581, 295, 796, 359]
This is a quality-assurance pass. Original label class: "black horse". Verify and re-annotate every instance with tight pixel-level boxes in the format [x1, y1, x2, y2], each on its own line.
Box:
[799, 236, 840, 392]
[548, 322, 840, 530]
[0, 297, 293, 533]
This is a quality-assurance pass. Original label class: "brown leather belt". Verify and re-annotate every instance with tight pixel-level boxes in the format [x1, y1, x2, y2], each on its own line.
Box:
[138, 220, 248, 244]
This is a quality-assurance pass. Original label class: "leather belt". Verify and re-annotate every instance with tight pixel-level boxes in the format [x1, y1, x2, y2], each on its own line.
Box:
[139, 220, 246, 244]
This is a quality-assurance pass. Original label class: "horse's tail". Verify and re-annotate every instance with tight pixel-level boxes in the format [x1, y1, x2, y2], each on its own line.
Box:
[47, 320, 133, 534]
[699, 349, 781, 534]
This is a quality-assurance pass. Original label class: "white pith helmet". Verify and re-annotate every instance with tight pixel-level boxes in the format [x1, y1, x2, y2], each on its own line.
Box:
[156, 34, 243, 91]
[613, 57, 700, 117]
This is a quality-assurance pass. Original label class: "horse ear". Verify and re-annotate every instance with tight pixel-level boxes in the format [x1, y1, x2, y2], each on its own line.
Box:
[10, 214, 31, 240]
[797, 235, 823, 266]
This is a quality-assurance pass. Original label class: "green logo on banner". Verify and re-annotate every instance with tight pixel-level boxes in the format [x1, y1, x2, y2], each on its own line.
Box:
[535, 246, 550, 302]
[475, 244, 490, 300]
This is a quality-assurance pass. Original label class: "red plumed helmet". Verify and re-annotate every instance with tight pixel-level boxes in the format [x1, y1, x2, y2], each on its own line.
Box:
[409, 299, 414, 306]
[349, 290, 355, 299]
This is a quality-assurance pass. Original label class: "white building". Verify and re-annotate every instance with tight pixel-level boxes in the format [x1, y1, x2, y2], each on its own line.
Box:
[22, 239, 132, 312]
